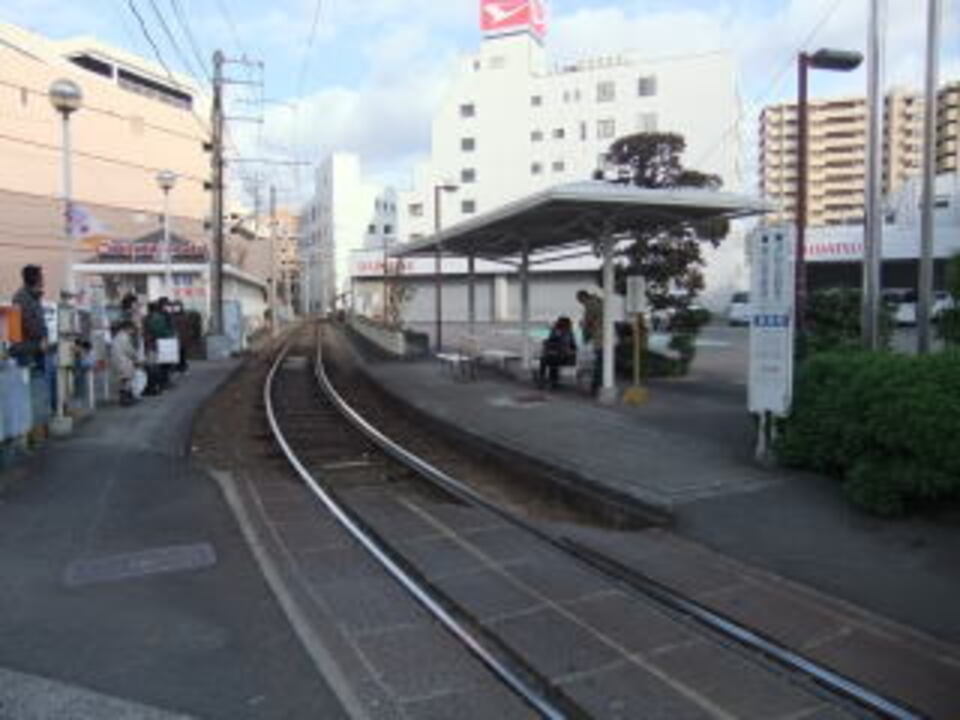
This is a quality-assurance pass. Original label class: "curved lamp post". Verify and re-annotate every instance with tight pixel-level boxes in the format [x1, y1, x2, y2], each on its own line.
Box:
[48, 78, 83, 298]
[156, 170, 178, 295]
[795, 49, 862, 333]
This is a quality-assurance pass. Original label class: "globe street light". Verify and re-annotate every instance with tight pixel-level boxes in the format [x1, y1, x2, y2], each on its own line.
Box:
[433, 182, 459, 352]
[156, 170, 178, 295]
[48, 78, 83, 298]
[795, 48, 862, 333]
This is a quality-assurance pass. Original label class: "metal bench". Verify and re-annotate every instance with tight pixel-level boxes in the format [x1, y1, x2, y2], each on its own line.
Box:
[436, 335, 480, 381]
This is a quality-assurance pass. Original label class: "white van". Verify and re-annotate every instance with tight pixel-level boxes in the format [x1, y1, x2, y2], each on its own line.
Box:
[727, 291, 751, 326]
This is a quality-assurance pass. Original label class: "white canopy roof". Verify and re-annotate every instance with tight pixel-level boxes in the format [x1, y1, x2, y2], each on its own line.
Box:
[396, 181, 772, 260]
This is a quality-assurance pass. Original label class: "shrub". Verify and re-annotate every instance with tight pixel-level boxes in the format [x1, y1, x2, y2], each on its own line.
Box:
[777, 349, 960, 516]
[801, 288, 892, 356]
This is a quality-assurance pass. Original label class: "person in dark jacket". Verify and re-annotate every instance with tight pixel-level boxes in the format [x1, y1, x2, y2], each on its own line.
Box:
[538, 316, 577, 389]
[143, 300, 174, 394]
[11, 265, 48, 369]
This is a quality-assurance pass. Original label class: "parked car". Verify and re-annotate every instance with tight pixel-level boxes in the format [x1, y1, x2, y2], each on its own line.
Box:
[883, 288, 917, 326]
[932, 291, 955, 322]
[727, 291, 751, 326]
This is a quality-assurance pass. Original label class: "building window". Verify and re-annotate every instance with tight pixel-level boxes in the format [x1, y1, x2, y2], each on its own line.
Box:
[637, 112, 658, 132]
[461, 168, 476, 183]
[638, 75, 658, 97]
[19, 87, 28, 107]
[531, 130, 544, 142]
[562, 90, 570, 103]
[461, 200, 476, 214]
[552, 127, 565, 140]
[460, 103, 476, 118]
[597, 119, 616, 139]
[367, 224, 376, 234]
[531, 95, 542, 107]
[531, 162, 543, 175]
[552, 160, 565, 173]
[580, 122, 587, 141]
[384, 224, 393, 234]
[597, 81, 616, 103]
[461, 137, 476, 152]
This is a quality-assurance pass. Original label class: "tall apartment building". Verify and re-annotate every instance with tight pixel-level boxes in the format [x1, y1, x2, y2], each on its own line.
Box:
[760, 83, 960, 227]
[939, 82, 960, 174]
[398, 0, 740, 243]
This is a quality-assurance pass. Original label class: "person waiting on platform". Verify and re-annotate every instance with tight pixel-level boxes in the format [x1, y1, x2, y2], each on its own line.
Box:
[538, 316, 577, 389]
[111, 320, 139, 406]
[576, 289, 604, 394]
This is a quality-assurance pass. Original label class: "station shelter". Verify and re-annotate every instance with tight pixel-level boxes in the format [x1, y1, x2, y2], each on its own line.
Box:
[395, 181, 769, 402]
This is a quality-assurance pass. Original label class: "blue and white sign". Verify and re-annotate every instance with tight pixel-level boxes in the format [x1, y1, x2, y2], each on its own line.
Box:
[748, 226, 795, 416]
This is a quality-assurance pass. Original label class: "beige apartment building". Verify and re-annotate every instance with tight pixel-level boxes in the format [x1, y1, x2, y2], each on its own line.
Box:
[760, 84, 958, 227]
[0, 21, 256, 306]
[939, 82, 960, 173]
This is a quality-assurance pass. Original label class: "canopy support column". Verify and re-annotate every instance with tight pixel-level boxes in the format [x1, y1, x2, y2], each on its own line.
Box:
[467, 249, 476, 337]
[520, 242, 531, 371]
[599, 234, 617, 405]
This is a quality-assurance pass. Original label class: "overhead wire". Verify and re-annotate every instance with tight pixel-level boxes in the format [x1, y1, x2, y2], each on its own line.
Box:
[0, 78, 207, 143]
[0, 131, 207, 183]
[691, 0, 846, 176]
[125, 0, 211, 138]
[169, 0, 211, 81]
[146, 0, 205, 86]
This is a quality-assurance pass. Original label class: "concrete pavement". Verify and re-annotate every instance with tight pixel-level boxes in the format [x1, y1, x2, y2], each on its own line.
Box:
[0, 361, 348, 720]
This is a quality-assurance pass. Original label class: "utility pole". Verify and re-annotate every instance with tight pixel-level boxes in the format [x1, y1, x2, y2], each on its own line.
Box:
[918, 0, 941, 354]
[862, 0, 886, 351]
[210, 50, 225, 336]
[269, 184, 278, 337]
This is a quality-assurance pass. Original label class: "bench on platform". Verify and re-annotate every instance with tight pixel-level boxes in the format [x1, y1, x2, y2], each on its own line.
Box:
[436, 335, 480, 381]
[479, 349, 522, 374]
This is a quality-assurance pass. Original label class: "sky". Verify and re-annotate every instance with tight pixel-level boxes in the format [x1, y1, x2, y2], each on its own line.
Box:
[3, 0, 959, 204]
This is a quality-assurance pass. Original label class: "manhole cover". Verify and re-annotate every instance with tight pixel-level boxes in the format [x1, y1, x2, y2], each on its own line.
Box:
[64, 543, 217, 587]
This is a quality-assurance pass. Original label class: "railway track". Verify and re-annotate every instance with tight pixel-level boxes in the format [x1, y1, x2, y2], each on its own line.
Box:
[263, 325, 923, 720]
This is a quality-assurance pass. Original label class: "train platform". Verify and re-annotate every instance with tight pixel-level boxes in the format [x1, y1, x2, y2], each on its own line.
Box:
[0, 359, 349, 720]
[341, 325, 960, 650]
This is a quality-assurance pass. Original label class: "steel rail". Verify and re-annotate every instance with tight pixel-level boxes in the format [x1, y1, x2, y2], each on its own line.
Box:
[313, 327, 924, 720]
[264, 339, 569, 720]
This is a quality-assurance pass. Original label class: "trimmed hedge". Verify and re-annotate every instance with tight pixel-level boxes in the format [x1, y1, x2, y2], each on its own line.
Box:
[777, 350, 960, 516]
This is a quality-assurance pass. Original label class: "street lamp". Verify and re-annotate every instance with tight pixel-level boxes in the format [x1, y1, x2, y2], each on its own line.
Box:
[433, 182, 459, 351]
[795, 48, 862, 332]
[48, 78, 83, 298]
[156, 170, 178, 295]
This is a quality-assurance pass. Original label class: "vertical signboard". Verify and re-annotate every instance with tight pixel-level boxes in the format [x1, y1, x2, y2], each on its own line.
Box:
[481, 0, 547, 39]
[748, 225, 795, 417]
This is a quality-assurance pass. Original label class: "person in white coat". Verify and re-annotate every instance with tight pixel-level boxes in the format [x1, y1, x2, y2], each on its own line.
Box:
[111, 321, 139, 406]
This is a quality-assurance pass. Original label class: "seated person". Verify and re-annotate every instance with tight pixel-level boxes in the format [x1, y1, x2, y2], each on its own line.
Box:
[538, 316, 577, 388]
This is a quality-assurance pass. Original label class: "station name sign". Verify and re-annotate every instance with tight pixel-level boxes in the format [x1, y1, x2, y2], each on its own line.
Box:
[96, 241, 208, 262]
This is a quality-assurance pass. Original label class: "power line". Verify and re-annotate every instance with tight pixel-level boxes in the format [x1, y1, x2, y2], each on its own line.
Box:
[146, 0, 205, 86]
[126, 0, 211, 138]
[169, 0, 211, 81]
[0, 131, 207, 183]
[0, 78, 207, 143]
[296, 0, 324, 96]
[691, 0, 846, 173]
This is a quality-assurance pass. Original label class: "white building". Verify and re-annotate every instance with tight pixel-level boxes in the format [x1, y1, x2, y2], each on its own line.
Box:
[300, 153, 397, 313]
[399, 2, 740, 238]
[388, 0, 743, 305]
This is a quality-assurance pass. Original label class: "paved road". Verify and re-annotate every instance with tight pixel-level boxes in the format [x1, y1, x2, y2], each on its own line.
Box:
[0, 362, 347, 720]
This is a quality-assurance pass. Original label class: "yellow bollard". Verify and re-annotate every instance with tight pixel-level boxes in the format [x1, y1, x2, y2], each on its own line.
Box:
[622, 313, 649, 405]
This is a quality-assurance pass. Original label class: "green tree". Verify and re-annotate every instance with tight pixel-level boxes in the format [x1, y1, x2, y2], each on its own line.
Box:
[599, 132, 728, 320]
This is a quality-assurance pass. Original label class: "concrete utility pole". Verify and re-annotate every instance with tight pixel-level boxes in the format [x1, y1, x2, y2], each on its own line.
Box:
[210, 50, 225, 336]
[862, 0, 886, 351]
[918, 0, 941, 354]
[269, 185, 278, 337]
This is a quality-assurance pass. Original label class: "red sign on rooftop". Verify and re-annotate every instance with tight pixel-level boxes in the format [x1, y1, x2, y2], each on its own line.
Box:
[481, 0, 547, 39]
